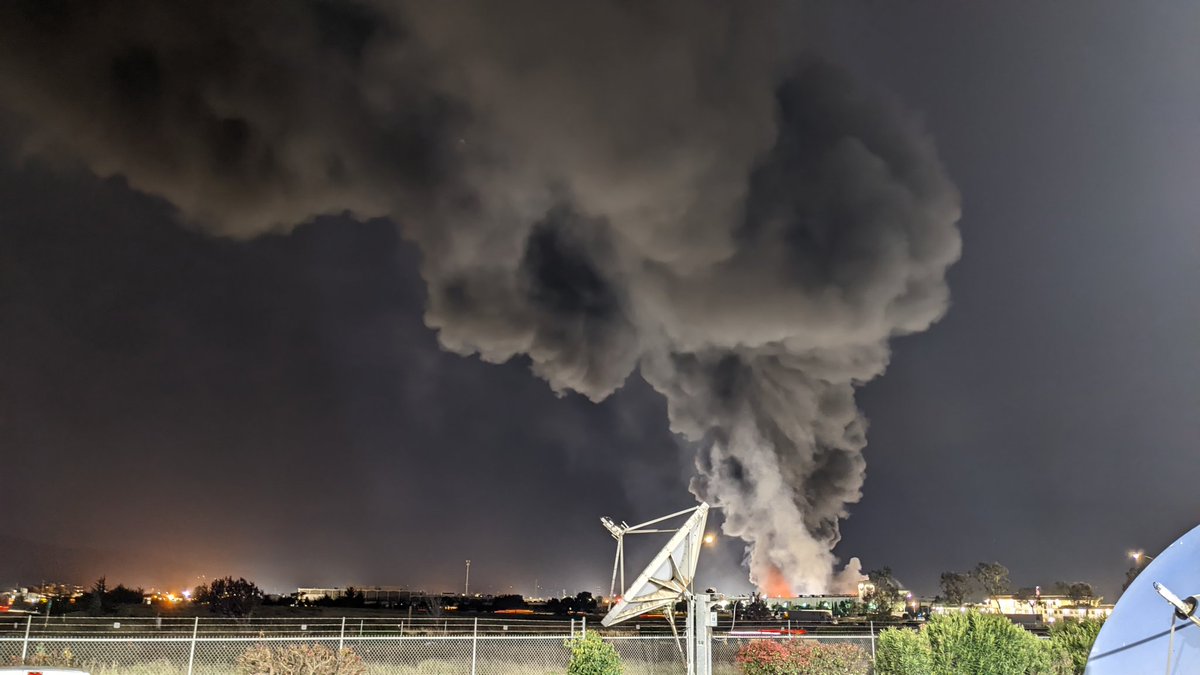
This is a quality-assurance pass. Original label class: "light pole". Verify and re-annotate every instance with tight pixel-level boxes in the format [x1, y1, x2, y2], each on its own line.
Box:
[1130, 551, 1154, 566]
[464, 560, 471, 596]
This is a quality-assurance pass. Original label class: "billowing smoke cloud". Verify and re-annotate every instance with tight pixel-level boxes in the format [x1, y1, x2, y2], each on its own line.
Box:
[0, 0, 960, 593]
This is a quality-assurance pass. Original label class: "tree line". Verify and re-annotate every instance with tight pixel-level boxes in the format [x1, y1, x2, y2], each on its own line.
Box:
[937, 562, 1098, 608]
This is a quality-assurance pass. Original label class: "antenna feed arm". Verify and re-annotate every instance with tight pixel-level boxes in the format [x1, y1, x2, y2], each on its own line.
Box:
[1154, 582, 1200, 624]
[600, 517, 625, 537]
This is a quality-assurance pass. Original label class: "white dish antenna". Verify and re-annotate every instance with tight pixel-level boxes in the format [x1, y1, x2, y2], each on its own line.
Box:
[601, 502, 709, 627]
[1087, 522, 1200, 673]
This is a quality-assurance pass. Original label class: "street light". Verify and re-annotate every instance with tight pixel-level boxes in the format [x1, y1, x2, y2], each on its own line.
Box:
[703, 533, 716, 546]
[1130, 551, 1154, 564]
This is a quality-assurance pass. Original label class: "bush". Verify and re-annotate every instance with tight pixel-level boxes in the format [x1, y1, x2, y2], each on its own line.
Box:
[196, 576, 264, 617]
[1048, 618, 1104, 674]
[1029, 638, 1073, 675]
[876, 628, 933, 675]
[875, 612, 1070, 675]
[12, 647, 186, 675]
[10, 644, 77, 668]
[924, 611, 1049, 675]
[566, 631, 622, 675]
[236, 643, 366, 675]
[736, 639, 869, 675]
[787, 641, 870, 674]
[735, 640, 791, 675]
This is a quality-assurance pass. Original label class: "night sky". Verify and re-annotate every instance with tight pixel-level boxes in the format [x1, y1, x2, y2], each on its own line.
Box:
[1, 1, 1197, 603]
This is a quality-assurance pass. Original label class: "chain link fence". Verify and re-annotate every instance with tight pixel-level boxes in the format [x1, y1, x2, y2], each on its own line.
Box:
[0, 616, 886, 674]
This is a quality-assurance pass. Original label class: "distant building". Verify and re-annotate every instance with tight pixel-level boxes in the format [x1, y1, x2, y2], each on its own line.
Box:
[764, 594, 860, 610]
[935, 592, 1113, 623]
[753, 590, 920, 617]
[297, 587, 345, 603]
[35, 583, 84, 599]
[296, 586, 426, 604]
[1, 588, 46, 606]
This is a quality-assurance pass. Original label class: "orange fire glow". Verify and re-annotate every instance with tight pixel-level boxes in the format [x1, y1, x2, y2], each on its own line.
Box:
[760, 565, 793, 598]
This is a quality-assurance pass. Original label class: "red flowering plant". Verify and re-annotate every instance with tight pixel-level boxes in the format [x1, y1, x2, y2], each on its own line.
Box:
[736, 639, 870, 675]
[788, 640, 870, 675]
[735, 640, 795, 675]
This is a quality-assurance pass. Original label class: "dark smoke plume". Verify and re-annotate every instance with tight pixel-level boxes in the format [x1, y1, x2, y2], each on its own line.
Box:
[0, 0, 960, 592]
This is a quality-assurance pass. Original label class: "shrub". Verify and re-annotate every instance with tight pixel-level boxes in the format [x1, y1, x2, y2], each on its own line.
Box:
[1048, 618, 1104, 674]
[10, 644, 77, 668]
[13, 647, 186, 675]
[196, 576, 264, 617]
[1028, 638, 1073, 675]
[888, 610, 1075, 672]
[923, 611, 1049, 675]
[236, 643, 366, 675]
[735, 640, 791, 675]
[566, 631, 622, 675]
[787, 640, 870, 675]
[876, 612, 1072, 675]
[876, 628, 933, 675]
[736, 639, 869, 675]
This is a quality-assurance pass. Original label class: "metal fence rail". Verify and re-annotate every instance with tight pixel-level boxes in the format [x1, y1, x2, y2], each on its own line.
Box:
[0, 615, 906, 637]
[0, 616, 889, 675]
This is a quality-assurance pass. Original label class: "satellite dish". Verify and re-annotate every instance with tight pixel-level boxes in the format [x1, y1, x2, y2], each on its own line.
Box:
[601, 502, 709, 627]
[601, 504, 710, 600]
[1087, 523, 1200, 673]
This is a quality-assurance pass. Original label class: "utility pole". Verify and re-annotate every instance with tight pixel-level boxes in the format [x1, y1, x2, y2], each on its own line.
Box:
[464, 560, 471, 596]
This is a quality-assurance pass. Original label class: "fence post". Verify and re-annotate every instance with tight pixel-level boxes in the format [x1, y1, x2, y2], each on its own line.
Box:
[339, 616, 346, 652]
[186, 616, 199, 675]
[20, 615, 31, 664]
[470, 617, 479, 675]
[869, 620, 876, 663]
[582, 616, 587, 638]
[570, 618, 575, 639]
[786, 619, 791, 638]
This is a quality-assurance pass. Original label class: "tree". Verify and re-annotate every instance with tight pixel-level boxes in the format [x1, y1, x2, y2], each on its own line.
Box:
[1070, 582, 1094, 605]
[1055, 582, 1094, 606]
[739, 594, 775, 621]
[863, 568, 903, 616]
[831, 599, 860, 618]
[87, 576, 107, 615]
[339, 586, 365, 607]
[492, 594, 526, 611]
[971, 562, 1010, 612]
[574, 591, 598, 614]
[1122, 565, 1141, 592]
[107, 584, 144, 605]
[939, 571, 972, 606]
[195, 577, 263, 617]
